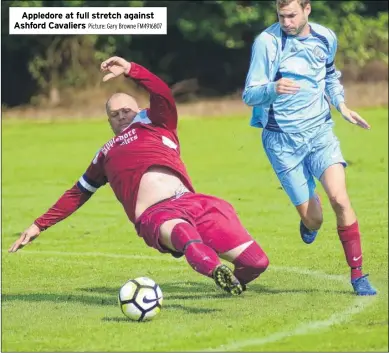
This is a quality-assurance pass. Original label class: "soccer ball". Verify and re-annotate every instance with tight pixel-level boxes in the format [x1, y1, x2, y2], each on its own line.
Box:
[118, 277, 163, 322]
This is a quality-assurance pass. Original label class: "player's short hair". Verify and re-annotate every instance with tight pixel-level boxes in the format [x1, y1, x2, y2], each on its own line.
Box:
[105, 93, 138, 116]
[105, 98, 111, 114]
[276, 0, 310, 9]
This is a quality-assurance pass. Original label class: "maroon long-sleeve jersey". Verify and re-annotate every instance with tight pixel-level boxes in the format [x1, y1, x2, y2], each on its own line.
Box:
[34, 63, 195, 230]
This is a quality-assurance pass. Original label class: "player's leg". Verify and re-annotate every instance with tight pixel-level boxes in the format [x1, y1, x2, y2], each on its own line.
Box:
[262, 129, 323, 244]
[159, 219, 221, 277]
[320, 165, 376, 295]
[296, 194, 323, 230]
[159, 218, 243, 295]
[309, 123, 376, 295]
[220, 240, 269, 290]
[195, 195, 269, 290]
[135, 199, 239, 293]
[296, 189, 323, 244]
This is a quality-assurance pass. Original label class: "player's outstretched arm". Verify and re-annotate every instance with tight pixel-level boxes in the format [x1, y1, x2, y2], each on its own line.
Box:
[101, 56, 177, 130]
[8, 183, 92, 253]
[338, 102, 371, 129]
[9, 148, 107, 253]
[9, 223, 41, 253]
[324, 31, 370, 130]
[326, 74, 370, 129]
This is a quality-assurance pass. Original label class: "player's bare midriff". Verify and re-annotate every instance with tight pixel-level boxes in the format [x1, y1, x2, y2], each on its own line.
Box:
[135, 165, 190, 219]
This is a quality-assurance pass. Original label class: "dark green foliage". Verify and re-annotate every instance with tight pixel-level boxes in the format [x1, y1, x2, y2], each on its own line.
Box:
[2, 1, 387, 106]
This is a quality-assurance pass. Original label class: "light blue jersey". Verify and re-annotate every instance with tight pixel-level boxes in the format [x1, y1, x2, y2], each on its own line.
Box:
[242, 23, 348, 206]
[242, 22, 345, 133]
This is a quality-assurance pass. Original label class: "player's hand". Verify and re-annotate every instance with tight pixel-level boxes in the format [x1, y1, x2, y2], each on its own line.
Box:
[8, 223, 41, 253]
[339, 103, 371, 129]
[275, 78, 300, 95]
[100, 56, 132, 82]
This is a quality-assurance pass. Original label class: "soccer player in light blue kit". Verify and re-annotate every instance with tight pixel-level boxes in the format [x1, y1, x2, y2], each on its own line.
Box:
[242, 0, 376, 295]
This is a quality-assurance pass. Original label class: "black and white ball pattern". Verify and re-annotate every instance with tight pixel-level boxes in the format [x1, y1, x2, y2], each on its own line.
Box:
[118, 277, 163, 321]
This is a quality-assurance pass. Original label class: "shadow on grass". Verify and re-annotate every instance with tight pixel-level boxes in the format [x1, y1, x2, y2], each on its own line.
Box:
[2, 293, 117, 306]
[2, 277, 352, 312]
[80, 281, 231, 300]
[102, 317, 133, 323]
[102, 303, 220, 324]
[246, 284, 352, 296]
[1, 292, 222, 315]
[79, 280, 353, 299]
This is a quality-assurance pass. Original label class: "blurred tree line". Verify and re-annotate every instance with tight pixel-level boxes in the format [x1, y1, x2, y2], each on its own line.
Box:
[1, 0, 388, 107]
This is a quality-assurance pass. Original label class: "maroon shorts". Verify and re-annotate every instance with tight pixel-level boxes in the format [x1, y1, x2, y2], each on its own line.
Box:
[134, 192, 255, 256]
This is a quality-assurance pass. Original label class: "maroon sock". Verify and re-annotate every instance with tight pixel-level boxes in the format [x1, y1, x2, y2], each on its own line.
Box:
[232, 242, 269, 285]
[171, 222, 221, 278]
[337, 220, 363, 280]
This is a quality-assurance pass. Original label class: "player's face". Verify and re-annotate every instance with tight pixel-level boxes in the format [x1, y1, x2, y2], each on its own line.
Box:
[107, 95, 140, 134]
[277, 1, 311, 36]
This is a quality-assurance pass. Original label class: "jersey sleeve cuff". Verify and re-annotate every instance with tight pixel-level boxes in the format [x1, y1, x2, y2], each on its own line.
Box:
[125, 62, 139, 78]
[34, 220, 47, 231]
[266, 82, 278, 102]
[334, 96, 345, 111]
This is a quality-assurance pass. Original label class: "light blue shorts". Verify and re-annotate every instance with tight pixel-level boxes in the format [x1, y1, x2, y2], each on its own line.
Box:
[262, 121, 347, 206]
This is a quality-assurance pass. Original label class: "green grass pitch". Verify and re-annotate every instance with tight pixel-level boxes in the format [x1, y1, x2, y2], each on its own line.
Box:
[2, 108, 388, 352]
